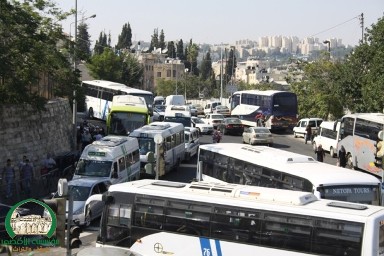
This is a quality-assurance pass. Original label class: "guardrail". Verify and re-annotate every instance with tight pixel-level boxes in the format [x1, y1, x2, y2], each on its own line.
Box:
[0, 165, 74, 205]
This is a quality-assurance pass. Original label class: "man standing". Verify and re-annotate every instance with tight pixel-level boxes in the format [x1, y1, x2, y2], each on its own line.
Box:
[315, 144, 325, 162]
[21, 159, 34, 197]
[2, 159, 15, 198]
[305, 124, 312, 144]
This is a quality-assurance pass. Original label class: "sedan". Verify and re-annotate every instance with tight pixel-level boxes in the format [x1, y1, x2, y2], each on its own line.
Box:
[217, 117, 244, 136]
[53, 177, 110, 227]
[192, 104, 204, 116]
[242, 127, 273, 146]
[213, 105, 230, 117]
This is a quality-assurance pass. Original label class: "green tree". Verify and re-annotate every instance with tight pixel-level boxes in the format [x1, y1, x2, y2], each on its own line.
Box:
[116, 23, 132, 51]
[159, 29, 166, 50]
[185, 39, 199, 75]
[225, 48, 237, 81]
[76, 22, 92, 61]
[166, 41, 176, 58]
[0, 0, 77, 110]
[200, 51, 212, 80]
[155, 79, 176, 96]
[94, 31, 109, 55]
[87, 48, 122, 81]
[176, 39, 185, 61]
[149, 28, 159, 52]
[121, 53, 143, 87]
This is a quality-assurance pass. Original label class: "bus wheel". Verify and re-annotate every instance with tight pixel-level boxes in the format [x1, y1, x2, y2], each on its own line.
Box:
[88, 108, 94, 119]
[347, 154, 355, 169]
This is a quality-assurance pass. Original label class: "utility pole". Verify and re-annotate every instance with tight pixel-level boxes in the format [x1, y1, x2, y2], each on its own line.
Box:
[359, 13, 364, 44]
[72, 0, 77, 151]
[220, 44, 223, 104]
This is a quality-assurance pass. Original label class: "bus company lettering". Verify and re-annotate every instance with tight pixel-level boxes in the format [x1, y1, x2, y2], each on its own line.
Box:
[332, 188, 371, 194]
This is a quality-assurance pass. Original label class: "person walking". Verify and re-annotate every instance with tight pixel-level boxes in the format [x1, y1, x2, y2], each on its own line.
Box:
[315, 144, 325, 162]
[2, 159, 15, 198]
[212, 128, 222, 143]
[21, 159, 34, 197]
[305, 124, 312, 144]
[338, 145, 347, 168]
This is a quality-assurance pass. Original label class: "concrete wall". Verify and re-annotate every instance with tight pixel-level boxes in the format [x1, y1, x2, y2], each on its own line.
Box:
[0, 98, 73, 172]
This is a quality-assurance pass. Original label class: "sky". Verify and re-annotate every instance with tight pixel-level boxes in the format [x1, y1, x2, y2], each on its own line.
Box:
[55, 0, 383, 48]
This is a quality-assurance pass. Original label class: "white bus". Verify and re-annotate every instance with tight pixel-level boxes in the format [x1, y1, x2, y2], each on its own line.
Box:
[196, 143, 381, 205]
[95, 179, 384, 255]
[73, 136, 140, 183]
[81, 80, 154, 120]
[129, 122, 185, 177]
[164, 105, 192, 127]
[337, 113, 384, 178]
[229, 90, 298, 130]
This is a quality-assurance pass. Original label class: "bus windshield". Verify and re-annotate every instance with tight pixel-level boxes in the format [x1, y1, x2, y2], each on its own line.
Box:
[109, 112, 148, 135]
[75, 159, 112, 177]
[164, 116, 191, 127]
[318, 185, 380, 205]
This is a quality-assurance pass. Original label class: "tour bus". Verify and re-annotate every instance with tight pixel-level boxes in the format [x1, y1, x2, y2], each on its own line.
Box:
[196, 143, 381, 205]
[129, 122, 185, 177]
[81, 80, 154, 121]
[336, 113, 384, 178]
[95, 179, 384, 255]
[73, 136, 140, 183]
[106, 95, 150, 136]
[163, 105, 192, 127]
[229, 90, 298, 130]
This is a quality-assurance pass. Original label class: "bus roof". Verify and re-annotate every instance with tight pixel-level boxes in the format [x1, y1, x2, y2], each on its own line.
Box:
[108, 179, 384, 219]
[343, 113, 384, 124]
[233, 90, 295, 96]
[82, 80, 153, 95]
[81, 135, 138, 160]
[129, 122, 184, 137]
[198, 144, 381, 186]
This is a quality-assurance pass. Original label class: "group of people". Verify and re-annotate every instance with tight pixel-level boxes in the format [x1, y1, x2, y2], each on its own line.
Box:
[78, 120, 105, 151]
[2, 154, 57, 199]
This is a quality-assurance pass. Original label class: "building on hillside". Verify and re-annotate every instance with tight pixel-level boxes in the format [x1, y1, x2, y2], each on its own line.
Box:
[153, 58, 186, 90]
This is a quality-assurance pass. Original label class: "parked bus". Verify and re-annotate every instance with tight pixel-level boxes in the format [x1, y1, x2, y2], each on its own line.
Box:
[196, 143, 381, 205]
[81, 80, 154, 121]
[229, 90, 297, 130]
[95, 179, 384, 255]
[73, 136, 140, 183]
[337, 113, 384, 178]
[106, 95, 150, 136]
[129, 122, 185, 177]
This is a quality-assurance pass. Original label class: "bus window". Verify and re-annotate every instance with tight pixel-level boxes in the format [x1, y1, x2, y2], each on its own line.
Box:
[118, 157, 125, 172]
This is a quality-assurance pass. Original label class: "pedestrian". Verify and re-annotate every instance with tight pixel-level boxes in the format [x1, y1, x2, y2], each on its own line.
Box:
[81, 129, 93, 151]
[212, 128, 220, 143]
[217, 129, 222, 143]
[41, 153, 56, 174]
[338, 145, 347, 168]
[21, 159, 34, 197]
[305, 124, 312, 144]
[315, 144, 325, 162]
[2, 159, 15, 198]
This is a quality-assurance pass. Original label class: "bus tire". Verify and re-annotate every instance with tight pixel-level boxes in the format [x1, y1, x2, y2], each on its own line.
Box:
[88, 107, 94, 119]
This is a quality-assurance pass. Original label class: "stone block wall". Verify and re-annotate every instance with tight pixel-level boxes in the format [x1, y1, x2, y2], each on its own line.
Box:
[0, 98, 74, 174]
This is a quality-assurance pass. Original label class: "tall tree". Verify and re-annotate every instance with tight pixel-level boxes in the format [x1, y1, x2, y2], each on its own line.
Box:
[116, 23, 132, 51]
[87, 48, 122, 81]
[121, 53, 144, 87]
[225, 48, 237, 82]
[200, 51, 212, 80]
[166, 41, 176, 59]
[76, 22, 92, 61]
[94, 31, 109, 55]
[149, 28, 159, 52]
[159, 29, 166, 50]
[176, 39, 185, 61]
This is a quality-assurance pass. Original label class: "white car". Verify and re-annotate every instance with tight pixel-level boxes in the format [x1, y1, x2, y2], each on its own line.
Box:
[184, 127, 200, 160]
[191, 117, 214, 134]
[293, 118, 323, 138]
[201, 113, 225, 128]
[312, 121, 340, 157]
[242, 126, 273, 146]
[54, 177, 111, 227]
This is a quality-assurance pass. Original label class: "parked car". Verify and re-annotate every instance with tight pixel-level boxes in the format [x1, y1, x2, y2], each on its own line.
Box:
[312, 121, 340, 157]
[217, 117, 244, 135]
[53, 177, 111, 227]
[242, 126, 273, 146]
[213, 105, 230, 117]
[189, 105, 198, 116]
[293, 118, 323, 138]
[191, 116, 214, 134]
[204, 101, 221, 115]
[191, 104, 204, 116]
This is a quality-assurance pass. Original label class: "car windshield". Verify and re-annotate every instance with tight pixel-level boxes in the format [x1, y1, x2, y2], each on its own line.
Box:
[155, 105, 166, 111]
[212, 114, 224, 119]
[75, 160, 112, 177]
[69, 185, 91, 201]
[192, 118, 204, 124]
[254, 128, 270, 133]
[226, 118, 241, 124]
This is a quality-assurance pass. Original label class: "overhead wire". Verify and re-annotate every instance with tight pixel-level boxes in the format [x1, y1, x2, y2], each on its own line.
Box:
[308, 15, 361, 38]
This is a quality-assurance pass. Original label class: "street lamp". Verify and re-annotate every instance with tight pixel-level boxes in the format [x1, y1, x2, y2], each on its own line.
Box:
[69, 14, 96, 40]
[184, 68, 189, 101]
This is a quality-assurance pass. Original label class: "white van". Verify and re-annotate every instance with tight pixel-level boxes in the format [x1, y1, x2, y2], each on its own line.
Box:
[184, 127, 200, 160]
[165, 95, 185, 106]
[293, 118, 323, 138]
[164, 105, 192, 127]
[153, 96, 165, 106]
[204, 101, 221, 115]
[312, 121, 340, 157]
[73, 136, 140, 183]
